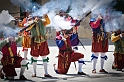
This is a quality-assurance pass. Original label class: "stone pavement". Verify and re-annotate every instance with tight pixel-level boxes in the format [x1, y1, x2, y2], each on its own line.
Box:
[0, 39, 124, 82]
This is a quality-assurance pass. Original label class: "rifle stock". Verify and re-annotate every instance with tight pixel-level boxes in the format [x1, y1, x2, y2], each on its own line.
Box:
[19, 22, 35, 33]
[19, 16, 42, 33]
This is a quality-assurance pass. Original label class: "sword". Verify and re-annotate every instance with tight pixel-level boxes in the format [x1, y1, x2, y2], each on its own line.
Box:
[74, 62, 77, 71]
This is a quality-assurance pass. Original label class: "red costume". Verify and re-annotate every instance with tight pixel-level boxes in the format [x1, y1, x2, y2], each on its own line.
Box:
[0, 37, 28, 80]
[1, 42, 23, 77]
[89, 18, 108, 52]
[89, 17, 109, 73]
[55, 33, 84, 74]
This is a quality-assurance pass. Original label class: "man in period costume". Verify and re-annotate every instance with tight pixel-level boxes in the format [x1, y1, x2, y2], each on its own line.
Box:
[111, 29, 124, 71]
[18, 11, 32, 60]
[54, 29, 86, 75]
[0, 34, 28, 80]
[65, 15, 80, 52]
[89, 15, 109, 73]
[26, 14, 52, 77]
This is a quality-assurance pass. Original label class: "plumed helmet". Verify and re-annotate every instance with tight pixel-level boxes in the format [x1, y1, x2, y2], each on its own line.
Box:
[90, 18, 96, 22]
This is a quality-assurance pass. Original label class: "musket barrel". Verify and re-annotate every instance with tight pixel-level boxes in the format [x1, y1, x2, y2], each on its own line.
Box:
[64, 11, 92, 34]
[74, 11, 91, 27]
[86, 11, 92, 17]
[19, 16, 42, 33]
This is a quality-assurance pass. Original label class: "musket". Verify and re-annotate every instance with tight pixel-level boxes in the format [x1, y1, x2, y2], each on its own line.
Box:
[66, 0, 115, 34]
[65, 11, 92, 34]
[9, 12, 22, 14]
[18, 16, 43, 33]
[63, 11, 92, 51]
[74, 11, 91, 27]
[65, 11, 92, 50]
[19, 21, 35, 33]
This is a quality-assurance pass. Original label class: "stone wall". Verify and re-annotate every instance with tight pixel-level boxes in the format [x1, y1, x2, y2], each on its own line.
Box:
[78, 15, 92, 39]
[0, 0, 20, 17]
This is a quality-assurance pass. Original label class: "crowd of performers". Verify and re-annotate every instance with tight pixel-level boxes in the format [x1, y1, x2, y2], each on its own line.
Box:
[0, 11, 52, 80]
[0, 9, 124, 80]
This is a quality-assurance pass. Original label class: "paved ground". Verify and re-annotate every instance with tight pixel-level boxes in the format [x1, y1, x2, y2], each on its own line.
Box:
[0, 39, 124, 82]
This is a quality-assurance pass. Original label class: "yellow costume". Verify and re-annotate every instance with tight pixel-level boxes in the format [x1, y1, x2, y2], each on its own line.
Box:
[18, 18, 31, 49]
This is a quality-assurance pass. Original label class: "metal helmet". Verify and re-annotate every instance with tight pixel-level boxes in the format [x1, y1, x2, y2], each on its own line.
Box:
[32, 6, 38, 12]
[90, 18, 96, 22]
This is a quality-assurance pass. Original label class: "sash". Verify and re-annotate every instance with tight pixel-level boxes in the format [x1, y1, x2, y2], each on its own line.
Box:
[8, 47, 14, 65]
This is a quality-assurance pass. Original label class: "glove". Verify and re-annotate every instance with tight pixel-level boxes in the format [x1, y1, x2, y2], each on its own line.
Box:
[120, 34, 123, 38]
[60, 34, 66, 41]
[98, 14, 103, 20]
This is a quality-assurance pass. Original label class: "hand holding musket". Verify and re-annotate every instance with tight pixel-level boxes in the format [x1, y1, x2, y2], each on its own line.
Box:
[97, 14, 103, 20]
[19, 16, 43, 33]
[65, 11, 92, 34]
[19, 21, 35, 33]
[120, 32, 124, 37]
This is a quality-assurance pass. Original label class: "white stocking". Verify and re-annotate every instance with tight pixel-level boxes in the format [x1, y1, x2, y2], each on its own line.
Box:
[32, 57, 38, 75]
[24, 49, 28, 60]
[72, 46, 78, 52]
[20, 60, 27, 76]
[78, 58, 84, 72]
[100, 53, 106, 70]
[92, 53, 99, 70]
[42, 56, 48, 75]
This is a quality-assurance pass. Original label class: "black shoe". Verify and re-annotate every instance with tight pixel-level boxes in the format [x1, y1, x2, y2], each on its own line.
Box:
[78, 72, 86, 75]
[5, 77, 10, 80]
[5, 77, 14, 80]
[92, 70, 96, 74]
[99, 69, 108, 73]
[116, 69, 122, 71]
[0, 73, 4, 79]
[19, 75, 27, 80]
[44, 74, 52, 78]
[32, 74, 36, 77]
